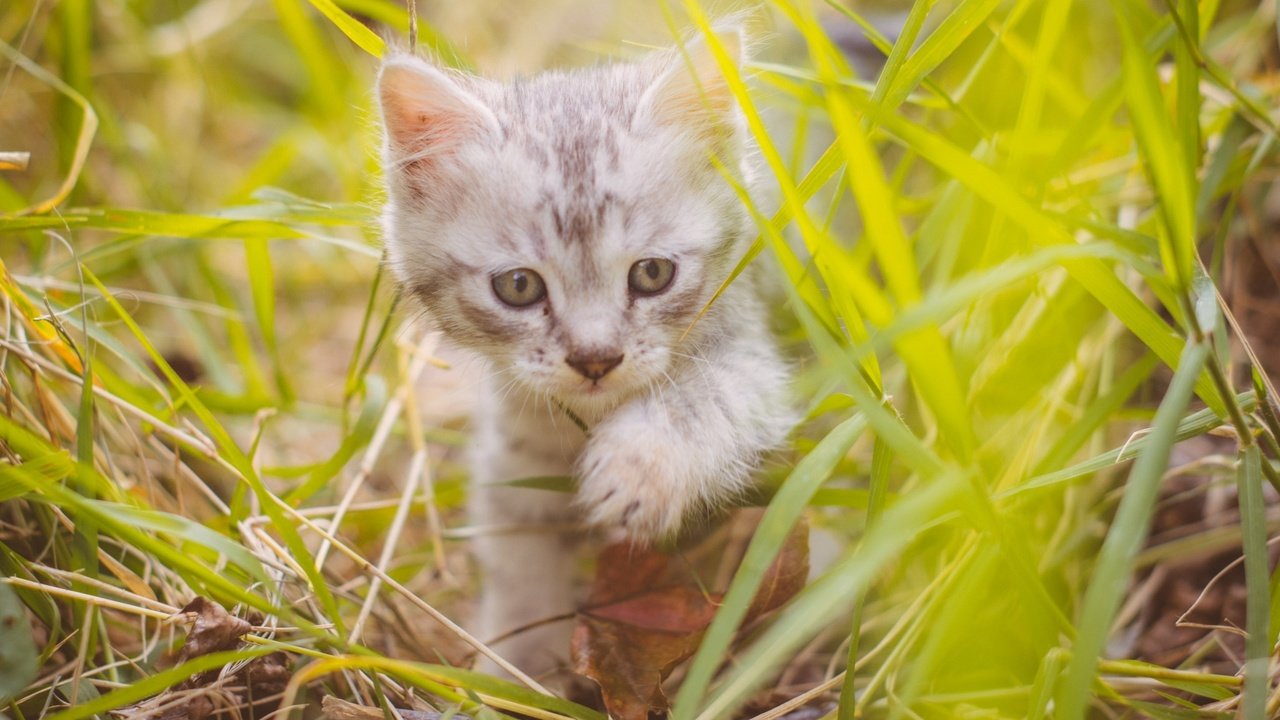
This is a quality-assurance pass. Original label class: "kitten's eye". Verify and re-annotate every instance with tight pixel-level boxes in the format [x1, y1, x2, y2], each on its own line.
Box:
[628, 258, 676, 295]
[492, 268, 547, 307]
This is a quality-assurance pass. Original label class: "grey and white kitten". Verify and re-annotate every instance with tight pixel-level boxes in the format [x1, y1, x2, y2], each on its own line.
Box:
[377, 29, 792, 676]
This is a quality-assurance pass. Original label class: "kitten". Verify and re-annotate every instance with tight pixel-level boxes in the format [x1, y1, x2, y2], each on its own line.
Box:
[377, 27, 792, 677]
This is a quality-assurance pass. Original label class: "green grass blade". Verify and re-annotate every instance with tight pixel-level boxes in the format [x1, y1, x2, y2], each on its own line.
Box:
[798, 290, 947, 477]
[0, 39, 98, 216]
[690, 139, 845, 344]
[838, 86, 1223, 413]
[344, 261, 389, 403]
[880, 0, 1003, 117]
[804, 16, 973, 458]
[1114, 4, 1196, 288]
[1196, 113, 1250, 224]
[696, 474, 965, 720]
[271, 0, 346, 118]
[81, 266, 345, 634]
[1056, 338, 1211, 720]
[84, 500, 266, 579]
[290, 656, 605, 720]
[0, 462, 272, 614]
[1042, 17, 1176, 180]
[1237, 444, 1269, 719]
[4, 209, 302, 236]
[870, 243, 1131, 358]
[1032, 353, 1161, 476]
[306, 0, 386, 57]
[73, 337, 95, 467]
[1173, 0, 1201, 179]
[244, 237, 294, 403]
[1007, 0, 1072, 187]
[286, 374, 386, 504]
[672, 413, 868, 720]
[868, 0, 931, 100]
[44, 647, 278, 720]
[1011, 391, 1255, 497]
[679, 3, 878, 383]
[837, 435, 891, 720]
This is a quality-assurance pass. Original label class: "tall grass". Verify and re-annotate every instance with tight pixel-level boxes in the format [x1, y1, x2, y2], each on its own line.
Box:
[2, 0, 1279, 718]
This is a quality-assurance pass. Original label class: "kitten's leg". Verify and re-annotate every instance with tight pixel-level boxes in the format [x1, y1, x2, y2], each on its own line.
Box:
[470, 384, 585, 679]
[576, 335, 793, 541]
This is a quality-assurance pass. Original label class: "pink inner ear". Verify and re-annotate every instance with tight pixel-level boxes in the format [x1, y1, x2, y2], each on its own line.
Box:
[645, 30, 742, 135]
[379, 61, 489, 158]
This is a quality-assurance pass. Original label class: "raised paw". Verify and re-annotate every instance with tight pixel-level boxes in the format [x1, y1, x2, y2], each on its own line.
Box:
[576, 442, 693, 543]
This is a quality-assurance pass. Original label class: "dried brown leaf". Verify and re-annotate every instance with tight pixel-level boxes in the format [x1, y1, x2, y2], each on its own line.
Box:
[111, 598, 288, 720]
[177, 596, 252, 662]
[746, 522, 809, 619]
[572, 517, 809, 720]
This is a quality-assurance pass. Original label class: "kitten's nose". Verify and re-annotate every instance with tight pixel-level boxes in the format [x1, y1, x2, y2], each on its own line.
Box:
[565, 352, 624, 381]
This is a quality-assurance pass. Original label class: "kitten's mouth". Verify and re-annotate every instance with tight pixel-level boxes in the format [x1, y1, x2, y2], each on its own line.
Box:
[567, 376, 623, 398]
[554, 369, 636, 400]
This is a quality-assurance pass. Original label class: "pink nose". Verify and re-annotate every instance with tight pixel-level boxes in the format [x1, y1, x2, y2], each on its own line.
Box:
[566, 352, 624, 381]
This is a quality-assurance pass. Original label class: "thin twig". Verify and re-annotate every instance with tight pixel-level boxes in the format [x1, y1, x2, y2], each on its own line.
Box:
[348, 447, 426, 643]
[6, 577, 174, 620]
[399, 336, 452, 583]
[407, 0, 418, 50]
[0, 151, 30, 171]
[314, 330, 440, 570]
[269, 498, 552, 695]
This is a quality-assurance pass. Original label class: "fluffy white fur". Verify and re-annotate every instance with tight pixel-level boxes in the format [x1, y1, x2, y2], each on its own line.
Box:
[378, 29, 793, 677]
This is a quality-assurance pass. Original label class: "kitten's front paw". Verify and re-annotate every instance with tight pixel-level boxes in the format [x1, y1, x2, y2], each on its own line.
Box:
[577, 439, 693, 543]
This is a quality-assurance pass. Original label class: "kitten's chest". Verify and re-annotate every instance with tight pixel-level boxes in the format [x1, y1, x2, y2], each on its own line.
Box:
[473, 380, 588, 483]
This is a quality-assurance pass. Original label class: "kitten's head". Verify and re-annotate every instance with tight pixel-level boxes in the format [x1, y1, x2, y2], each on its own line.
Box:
[378, 29, 752, 413]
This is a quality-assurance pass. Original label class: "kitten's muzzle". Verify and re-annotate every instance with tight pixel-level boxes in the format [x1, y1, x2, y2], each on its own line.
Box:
[566, 352, 624, 381]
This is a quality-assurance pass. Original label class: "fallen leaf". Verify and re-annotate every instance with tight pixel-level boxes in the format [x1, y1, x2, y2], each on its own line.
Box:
[572, 517, 809, 720]
[586, 584, 718, 632]
[240, 651, 291, 707]
[111, 597, 289, 720]
[177, 596, 252, 663]
[746, 522, 809, 619]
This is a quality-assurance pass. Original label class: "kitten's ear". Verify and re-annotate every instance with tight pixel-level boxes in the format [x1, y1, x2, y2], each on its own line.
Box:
[640, 26, 745, 137]
[378, 56, 497, 160]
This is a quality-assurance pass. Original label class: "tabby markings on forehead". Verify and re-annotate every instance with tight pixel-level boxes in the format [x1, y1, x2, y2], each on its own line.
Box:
[539, 190, 625, 250]
[562, 203, 596, 247]
[553, 128, 598, 195]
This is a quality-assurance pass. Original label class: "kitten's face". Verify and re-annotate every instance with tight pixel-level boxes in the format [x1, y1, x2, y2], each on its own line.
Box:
[379, 34, 749, 412]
